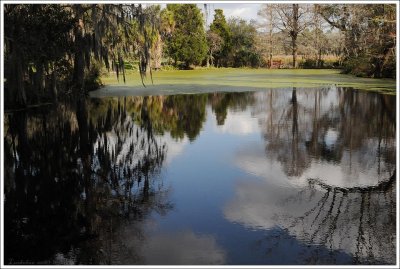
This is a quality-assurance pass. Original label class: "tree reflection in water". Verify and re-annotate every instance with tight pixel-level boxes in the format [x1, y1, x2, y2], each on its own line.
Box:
[227, 87, 396, 264]
[4, 92, 250, 265]
[4, 97, 171, 264]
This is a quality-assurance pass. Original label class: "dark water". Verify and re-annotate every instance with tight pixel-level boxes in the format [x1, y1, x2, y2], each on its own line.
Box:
[4, 87, 396, 265]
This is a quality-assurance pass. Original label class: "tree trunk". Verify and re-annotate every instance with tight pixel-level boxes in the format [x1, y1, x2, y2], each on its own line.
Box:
[268, 8, 273, 69]
[152, 35, 162, 70]
[73, 7, 85, 91]
[292, 35, 298, 68]
[35, 63, 46, 94]
[51, 70, 58, 102]
[73, 35, 85, 90]
[376, 47, 394, 78]
[12, 45, 27, 106]
[291, 4, 299, 68]
[146, 57, 151, 76]
[318, 48, 322, 68]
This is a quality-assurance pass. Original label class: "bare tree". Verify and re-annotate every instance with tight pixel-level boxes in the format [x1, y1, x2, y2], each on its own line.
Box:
[258, 4, 279, 68]
[274, 4, 310, 68]
[311, 5, 326, 67]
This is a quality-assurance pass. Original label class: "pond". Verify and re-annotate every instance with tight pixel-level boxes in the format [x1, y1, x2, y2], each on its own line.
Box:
[3, 86, 396, 265]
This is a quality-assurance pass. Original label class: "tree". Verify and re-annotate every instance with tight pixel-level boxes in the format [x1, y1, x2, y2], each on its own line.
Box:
[69, 4, 144, 89]
[227, 18, 262, 68]
[4, 4, 161, 107]
[4, 5, 74, 106]
[310, 5, 325, 67]
[165, 4, 208, 68]
[317, 4, 396, 78]
[258, 4, 279, 68]
[209, 9, 232, 67]
[206, 30, 223, 67]
[274, 4, 309, 68]
[130, 5, 163, 82]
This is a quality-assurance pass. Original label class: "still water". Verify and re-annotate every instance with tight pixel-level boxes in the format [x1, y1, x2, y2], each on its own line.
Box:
[4, 87, 396, 265]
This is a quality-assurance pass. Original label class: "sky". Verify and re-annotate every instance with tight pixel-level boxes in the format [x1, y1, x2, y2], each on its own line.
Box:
[203, 3, 262, 23]
[157, 3, 263, 24]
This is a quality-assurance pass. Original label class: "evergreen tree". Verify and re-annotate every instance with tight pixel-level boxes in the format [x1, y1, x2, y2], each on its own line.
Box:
[209, 9, 232, 67]
[166, 4, 208, 68]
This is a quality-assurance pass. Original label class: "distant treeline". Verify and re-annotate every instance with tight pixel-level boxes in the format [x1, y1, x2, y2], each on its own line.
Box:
[4, 4, 396, 107]
[208, 3, 396, 78]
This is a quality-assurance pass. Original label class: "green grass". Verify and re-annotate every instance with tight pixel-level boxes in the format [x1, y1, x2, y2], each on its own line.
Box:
[94, 69, 396, 97]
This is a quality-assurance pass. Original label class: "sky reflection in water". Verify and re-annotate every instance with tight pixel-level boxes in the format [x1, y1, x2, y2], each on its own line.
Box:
[4, 87, 396, 265]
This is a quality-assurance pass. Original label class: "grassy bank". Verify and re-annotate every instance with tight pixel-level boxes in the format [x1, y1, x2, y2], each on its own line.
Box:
[93, 69, 396, 97]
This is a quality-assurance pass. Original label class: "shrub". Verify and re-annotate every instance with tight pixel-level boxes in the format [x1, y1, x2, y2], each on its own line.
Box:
[343, 56, 373, 77]
[300, 58, 317, 68]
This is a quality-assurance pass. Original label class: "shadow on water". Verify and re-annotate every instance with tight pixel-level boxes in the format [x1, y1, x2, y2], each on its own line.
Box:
[3, 87, 396, 265]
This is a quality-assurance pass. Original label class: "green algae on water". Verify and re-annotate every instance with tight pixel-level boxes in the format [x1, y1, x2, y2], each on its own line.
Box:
[94, 69, 396, 97]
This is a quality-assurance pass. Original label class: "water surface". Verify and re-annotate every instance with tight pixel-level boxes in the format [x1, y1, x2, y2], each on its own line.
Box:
[4, 87, 396, 265]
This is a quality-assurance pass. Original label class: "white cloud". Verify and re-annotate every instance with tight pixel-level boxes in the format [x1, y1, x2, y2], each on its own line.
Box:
[211, 3, 261, 22]
[215, 109, 260, 136]
[140, 231, 226, 265]
[223, 177, 395, 263]
[234, 139, 393, 190]
[112, 224, 226, 265]
[159, 133, 189, 165]
[228, 7, 252, 18]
